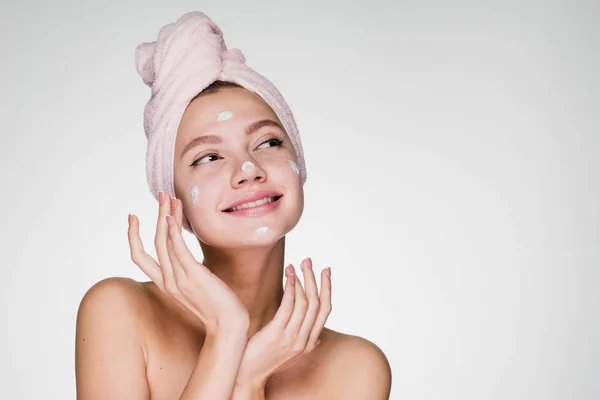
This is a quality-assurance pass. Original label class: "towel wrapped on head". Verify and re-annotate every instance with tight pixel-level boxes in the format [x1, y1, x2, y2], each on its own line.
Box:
[135, 11, 307, 232]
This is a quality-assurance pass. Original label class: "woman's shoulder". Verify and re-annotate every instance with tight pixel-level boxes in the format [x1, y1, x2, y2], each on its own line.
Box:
[318, 328, 392, 398]
[76, 277, 159, 330]
[78, 277, 150, 310]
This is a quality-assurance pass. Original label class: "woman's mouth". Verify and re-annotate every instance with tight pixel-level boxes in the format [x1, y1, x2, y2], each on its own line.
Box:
[223, 195, 283, 216]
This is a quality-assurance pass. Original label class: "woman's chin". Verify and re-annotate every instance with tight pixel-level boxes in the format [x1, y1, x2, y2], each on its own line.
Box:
[193, 225, 290, 250]
[190, 208, 301, 248]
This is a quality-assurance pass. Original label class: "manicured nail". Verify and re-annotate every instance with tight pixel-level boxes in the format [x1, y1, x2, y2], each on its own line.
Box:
[306, 257, 313, 269]
[326, 267, 331, 277]
[128, 214, 132, 225]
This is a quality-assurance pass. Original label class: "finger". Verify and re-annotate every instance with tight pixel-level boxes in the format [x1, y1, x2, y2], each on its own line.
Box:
[127, 214, 164, 288]
[154, 192, 178, 295]
[170, 197, 183, 231]
[296, 258, 320, 342]
[166, 197, 187, 283]
[165, 212, 206, 277]
[306, 267, 332, 348]
[284, 264, 309, 334]
[166, 217, 188, 283]
[271, 265, 297, 329]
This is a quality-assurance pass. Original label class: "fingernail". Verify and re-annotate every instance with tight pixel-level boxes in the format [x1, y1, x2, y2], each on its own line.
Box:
[170, 198, 177, 209]
[326, 267, 331, 277]
[306, 257, 313, 269]
[128, 214, 132, 225]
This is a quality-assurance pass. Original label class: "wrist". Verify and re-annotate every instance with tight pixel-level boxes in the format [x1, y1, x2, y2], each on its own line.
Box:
[203, 327, 249, 355]
[205, 318, 249, 340]
[235, 372, 266, 392]
[233, 379, 265, 399]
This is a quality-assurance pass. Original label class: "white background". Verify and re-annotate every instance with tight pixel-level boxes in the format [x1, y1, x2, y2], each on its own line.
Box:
[1, 0, 599, 399]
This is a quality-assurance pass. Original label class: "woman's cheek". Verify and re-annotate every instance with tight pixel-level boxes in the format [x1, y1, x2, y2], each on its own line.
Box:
[186, 181, 220, 216]
[189, 184, 200, 205]
[288, 159, 300, 176]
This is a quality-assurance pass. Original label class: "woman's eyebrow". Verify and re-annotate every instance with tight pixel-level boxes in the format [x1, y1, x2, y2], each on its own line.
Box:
[244, 119, 284, 136]
[180, 119, 284, 160]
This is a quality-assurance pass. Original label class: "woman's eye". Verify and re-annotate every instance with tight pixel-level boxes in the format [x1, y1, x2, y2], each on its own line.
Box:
[257, 137, 283, 149]
[192, 153, 219, 166]
[191, 138, 283, 167]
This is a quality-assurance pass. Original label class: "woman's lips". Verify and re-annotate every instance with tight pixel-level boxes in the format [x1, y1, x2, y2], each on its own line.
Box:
[223, 195, 283, 217]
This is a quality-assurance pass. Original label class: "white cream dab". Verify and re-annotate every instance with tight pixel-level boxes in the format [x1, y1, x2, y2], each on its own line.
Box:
[216, 110, 234, 121]
[190, 185, 199, 205]
[256, 226, 269, 236]
[242, 161, 255, 172]
[288, 160, 300, 175]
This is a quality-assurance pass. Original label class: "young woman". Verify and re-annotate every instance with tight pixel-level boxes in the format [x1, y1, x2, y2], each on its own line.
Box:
[75, 12, 391, 400]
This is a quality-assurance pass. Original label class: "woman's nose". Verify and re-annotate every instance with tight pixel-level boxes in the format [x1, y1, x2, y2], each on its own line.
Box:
[232, 160, 267, 187]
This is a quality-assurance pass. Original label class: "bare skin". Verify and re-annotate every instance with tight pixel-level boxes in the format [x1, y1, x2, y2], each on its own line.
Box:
[77, 277, 388, 399]
[75, 87, 392, 399]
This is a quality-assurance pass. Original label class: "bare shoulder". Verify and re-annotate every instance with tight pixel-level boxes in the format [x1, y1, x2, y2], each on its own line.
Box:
[75, 277, 155, 398]
[320, 329, 392, 399]
[76, 277, 155, 358]
[77, 277, 150, 321]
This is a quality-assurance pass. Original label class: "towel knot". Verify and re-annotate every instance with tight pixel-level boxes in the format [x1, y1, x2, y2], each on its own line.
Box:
[222, 48, 246, 66]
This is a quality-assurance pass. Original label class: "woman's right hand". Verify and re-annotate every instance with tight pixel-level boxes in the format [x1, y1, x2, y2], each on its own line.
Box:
[127, 191, 249, 335]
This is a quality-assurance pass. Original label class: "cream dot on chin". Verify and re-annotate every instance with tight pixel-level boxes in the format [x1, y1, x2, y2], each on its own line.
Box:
[256, 226, 269, 236]
[242, 161, 255, 172]
[190, 185, 200, 205]
[288, 160, 300, 175]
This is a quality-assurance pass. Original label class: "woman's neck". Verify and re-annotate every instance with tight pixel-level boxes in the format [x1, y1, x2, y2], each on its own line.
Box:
[200, 236, 286, 337]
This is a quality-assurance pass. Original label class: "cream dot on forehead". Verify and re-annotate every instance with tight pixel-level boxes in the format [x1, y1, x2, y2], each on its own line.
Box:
[242, 161, 255, 172]
[288, 160, 300, 175]
[216, 110, 234, 121]
[256, 226, 269, 236]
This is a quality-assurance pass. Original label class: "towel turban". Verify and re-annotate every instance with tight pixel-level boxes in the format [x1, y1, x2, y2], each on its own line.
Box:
[135, 11, 306, 232]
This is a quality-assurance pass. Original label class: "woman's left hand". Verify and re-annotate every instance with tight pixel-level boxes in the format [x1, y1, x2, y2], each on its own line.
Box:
[235, 258, 332, 390]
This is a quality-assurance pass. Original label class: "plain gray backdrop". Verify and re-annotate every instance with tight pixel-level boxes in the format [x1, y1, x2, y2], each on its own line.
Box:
[1, 0, 599, 399]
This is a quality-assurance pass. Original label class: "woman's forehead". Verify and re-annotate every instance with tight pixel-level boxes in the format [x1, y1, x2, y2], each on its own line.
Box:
[189, 87, 276, 119]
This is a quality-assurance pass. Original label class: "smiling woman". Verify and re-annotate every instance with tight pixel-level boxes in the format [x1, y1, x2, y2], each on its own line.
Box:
[75, 11, 391, 400]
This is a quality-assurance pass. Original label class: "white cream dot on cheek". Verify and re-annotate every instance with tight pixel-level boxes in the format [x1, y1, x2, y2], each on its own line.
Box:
[190, 185, 200, 205]
[216, 110, 234, 121]
[242, 161, 255, 172]
[288, 160, 300, 175]
[256, 226, 269, 236]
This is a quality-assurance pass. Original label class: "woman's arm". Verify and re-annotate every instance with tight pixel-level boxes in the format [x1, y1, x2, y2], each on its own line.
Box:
[75, 278, 151, 399]
[75, 278, 248, 400]
[179, 327, 248, 400]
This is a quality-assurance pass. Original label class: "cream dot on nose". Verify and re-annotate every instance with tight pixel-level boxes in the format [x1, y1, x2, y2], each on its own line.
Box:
[242, 161, 255, 172]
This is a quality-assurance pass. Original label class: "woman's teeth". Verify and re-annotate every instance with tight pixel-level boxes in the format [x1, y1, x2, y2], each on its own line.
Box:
[229, 196, 277, 212]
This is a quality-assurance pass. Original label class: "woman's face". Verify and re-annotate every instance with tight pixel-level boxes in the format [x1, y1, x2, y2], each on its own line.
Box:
[173, 87, 304, 248]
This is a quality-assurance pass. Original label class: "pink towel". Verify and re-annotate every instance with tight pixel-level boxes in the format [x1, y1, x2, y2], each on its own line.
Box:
[135, 11, 307, 232]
